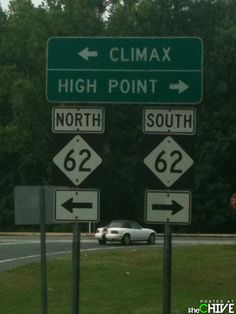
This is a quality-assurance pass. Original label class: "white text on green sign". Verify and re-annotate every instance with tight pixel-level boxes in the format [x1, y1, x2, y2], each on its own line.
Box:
[47, 37, 203, 104]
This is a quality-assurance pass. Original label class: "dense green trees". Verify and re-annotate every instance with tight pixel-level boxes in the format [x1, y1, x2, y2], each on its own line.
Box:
[0, 0, 235, 232]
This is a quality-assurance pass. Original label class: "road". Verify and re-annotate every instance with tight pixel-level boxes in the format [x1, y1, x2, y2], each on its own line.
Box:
[0, 234, 235, 272]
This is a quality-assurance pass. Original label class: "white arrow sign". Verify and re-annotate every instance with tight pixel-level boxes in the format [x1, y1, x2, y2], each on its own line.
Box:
[53, 135, 102, 186]
[78, 47, 98, 60]
[55, 189, 99, 222]
[145, 190, 191, 224]
[169, 80, 189, 94]
[144, 136, 193, 187]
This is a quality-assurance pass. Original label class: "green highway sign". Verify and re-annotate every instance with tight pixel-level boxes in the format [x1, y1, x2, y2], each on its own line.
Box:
[47, 37, 203, 104]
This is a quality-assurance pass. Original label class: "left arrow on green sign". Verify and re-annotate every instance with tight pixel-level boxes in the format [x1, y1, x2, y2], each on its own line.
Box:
[78, 47, 98, 61]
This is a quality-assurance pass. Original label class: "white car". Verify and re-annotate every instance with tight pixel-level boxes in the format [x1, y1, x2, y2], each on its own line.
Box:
[95, 220, 156, 245]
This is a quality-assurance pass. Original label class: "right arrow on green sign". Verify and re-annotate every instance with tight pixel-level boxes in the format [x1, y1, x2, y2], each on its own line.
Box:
[169, 80, 189, 94]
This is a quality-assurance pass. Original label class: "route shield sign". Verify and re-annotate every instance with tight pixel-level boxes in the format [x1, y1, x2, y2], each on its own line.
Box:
[53, 135, 102, 187]
[47, 37, 203, 104]
[142, 135, 195, 189]
[144, 136, 194, 187]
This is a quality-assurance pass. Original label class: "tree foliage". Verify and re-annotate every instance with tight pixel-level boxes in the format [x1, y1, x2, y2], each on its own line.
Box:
[0, 0, 236, 232]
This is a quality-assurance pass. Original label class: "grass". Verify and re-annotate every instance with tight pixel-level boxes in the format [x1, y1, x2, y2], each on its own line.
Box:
[0, 245, 235, 314]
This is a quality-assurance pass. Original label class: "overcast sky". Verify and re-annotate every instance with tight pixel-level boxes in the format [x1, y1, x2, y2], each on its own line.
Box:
[1, 0, 43, 11]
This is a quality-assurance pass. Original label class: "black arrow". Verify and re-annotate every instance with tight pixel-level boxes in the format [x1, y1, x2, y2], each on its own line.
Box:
[62, 197, 93, 213]
[152, 200, 183, 215]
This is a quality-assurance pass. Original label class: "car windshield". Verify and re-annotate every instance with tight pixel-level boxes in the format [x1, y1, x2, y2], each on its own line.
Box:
[107, 221, 128, 228]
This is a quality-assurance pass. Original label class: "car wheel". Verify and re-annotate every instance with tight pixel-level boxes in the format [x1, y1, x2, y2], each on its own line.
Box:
[147, 233, 156, 245]
[98, 238, 106, 245]
[122, 234, 131, 245]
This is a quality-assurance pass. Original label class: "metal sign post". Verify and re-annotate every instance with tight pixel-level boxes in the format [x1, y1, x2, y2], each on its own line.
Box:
[163, 224, 172, 314]
[71, 223, 81, 314]
[51, 105, 103, 314]
[39, 187, 48, 314]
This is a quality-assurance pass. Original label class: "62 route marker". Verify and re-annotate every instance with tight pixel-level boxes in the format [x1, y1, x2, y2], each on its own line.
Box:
[53, 135, 102, 186]
[144, 136, 194, 187]
[47, 37, 203, 104]
[145, 190, 191, 224]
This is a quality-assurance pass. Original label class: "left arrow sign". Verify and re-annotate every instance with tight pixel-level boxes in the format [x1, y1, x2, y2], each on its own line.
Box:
[55, 189, 99, 222]
[78, 47, 98, 60]
[62, 198, 93, 213]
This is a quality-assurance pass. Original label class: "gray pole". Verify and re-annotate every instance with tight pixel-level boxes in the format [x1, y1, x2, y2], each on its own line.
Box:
[71, 223, 81, 314]
[39, 187, 48, 314]
[163, 224, 172, 314]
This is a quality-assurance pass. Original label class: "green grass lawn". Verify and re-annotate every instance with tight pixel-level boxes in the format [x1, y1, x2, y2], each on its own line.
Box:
[0, 245, 235, 314]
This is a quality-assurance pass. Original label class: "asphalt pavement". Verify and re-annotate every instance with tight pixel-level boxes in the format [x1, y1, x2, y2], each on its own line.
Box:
[0, 234, 235, 272]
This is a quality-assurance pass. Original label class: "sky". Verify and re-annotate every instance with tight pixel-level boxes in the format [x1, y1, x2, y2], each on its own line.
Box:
[1, 0, 43, 11]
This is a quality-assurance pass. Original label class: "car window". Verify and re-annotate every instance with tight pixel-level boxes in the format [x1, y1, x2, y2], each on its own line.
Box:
[108, 221, 122, 228]
[108, 221, 128, 228]
[123, 222, 131, 228]
[130, 222, 141, 229]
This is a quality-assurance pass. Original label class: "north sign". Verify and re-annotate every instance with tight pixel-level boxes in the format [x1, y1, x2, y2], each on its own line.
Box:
[145, 190, 191, 224]
[52, 106, 105, 133]
[47, 37, 203, 104]
[143, 107, 196, 135]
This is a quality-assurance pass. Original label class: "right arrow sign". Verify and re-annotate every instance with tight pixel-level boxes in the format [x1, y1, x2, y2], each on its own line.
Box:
[152, 200, 184, 215]
[145, 190, 191, 224]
